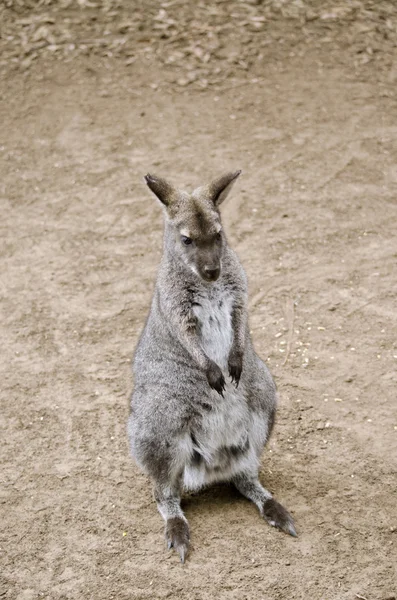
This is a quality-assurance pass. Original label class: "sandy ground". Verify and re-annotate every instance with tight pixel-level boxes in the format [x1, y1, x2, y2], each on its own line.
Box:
[1, 2, 397, 599]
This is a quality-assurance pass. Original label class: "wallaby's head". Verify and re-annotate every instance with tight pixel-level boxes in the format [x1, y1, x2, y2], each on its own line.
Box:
[144, 171, 241, 283]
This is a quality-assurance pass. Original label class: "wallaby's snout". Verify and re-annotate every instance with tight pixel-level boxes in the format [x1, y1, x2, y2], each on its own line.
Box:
[189, 236, 223, 283]
[144, 171, 241, 284]
[203, 266, 220, 282]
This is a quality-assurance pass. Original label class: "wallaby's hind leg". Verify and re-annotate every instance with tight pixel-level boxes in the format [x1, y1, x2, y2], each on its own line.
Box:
[232, 471, 297, 537]
[154, 480, 190, 563]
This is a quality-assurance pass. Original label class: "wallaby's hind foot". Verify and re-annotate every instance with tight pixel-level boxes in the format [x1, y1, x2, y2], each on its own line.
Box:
[165, 517, 190, 563]
[262, 498, 297, 537]
[233, 472, 297, 537]
[154, 482, 190, 563]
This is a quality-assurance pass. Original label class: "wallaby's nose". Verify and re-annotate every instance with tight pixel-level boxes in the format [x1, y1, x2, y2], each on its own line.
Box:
[203, 267, 220, 282]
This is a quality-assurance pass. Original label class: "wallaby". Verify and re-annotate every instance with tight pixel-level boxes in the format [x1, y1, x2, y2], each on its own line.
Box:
[128, 171, 296, 563]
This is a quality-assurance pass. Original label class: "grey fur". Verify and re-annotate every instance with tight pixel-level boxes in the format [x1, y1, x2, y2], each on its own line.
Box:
[128, 171, 296, 562]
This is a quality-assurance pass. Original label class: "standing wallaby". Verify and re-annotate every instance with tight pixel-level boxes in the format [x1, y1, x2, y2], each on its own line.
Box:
[128, 171, 296, 563]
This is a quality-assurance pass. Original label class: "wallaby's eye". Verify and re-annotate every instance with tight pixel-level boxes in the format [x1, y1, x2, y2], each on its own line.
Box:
[216, 232, 222, 241]
[181, 235, 193, 246]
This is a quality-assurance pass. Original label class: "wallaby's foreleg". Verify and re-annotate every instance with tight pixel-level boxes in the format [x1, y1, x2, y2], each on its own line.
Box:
[169, 304, 225, 395]
[229, 300, 247, 386]
[232, 471, 297, 537]
[154, 480, 190, 563]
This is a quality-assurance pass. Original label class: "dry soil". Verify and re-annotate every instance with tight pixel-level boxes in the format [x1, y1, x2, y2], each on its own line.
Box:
[1, 2, 397, 599]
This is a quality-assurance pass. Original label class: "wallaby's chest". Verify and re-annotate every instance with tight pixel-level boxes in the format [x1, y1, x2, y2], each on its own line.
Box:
[192, 287, 234, 370]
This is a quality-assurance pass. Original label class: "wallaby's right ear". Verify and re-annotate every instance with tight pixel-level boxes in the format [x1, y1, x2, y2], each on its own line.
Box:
[144, 174, 176, 206]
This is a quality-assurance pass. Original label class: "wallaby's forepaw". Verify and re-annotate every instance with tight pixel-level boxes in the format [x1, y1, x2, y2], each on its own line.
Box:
[262, 498, 297, 537]
[228, 350, 243, 387]
[206, 361, 226, 396]
[165, 517, 190, 563]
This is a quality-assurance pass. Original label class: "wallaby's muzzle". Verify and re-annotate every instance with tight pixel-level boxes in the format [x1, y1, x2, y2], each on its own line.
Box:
[201, 266, 220, 282]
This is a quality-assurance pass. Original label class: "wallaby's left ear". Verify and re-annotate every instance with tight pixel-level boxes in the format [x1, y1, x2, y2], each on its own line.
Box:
[208, 170, 242, 206]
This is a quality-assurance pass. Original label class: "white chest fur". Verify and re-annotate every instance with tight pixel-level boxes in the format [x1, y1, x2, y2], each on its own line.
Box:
[192, 287, 234, 370]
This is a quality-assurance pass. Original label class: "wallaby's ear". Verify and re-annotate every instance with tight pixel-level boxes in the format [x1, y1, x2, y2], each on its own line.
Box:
[208, 170, 242, 206]
[144, 174, 176, 206]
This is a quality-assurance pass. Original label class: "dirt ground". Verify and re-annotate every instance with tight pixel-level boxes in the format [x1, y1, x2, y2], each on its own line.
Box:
[1, 1, 397, 599]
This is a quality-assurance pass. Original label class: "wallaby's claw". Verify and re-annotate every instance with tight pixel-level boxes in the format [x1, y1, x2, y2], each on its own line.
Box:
[287, 522, 298, 537]
[228, 351, 243, 388]
[262, 498, 297, 537]
[212, 373, 226, 396]
[165, 517, 190, 564]
[229, 365, 241, 388]
[167, 540, 189, 563]
[206, 361, 226, 396]
[178, 544, 188, 564]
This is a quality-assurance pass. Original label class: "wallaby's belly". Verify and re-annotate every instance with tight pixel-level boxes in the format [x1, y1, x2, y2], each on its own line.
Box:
[182, 386, 261, 491]
[192, 290, 234, 370]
